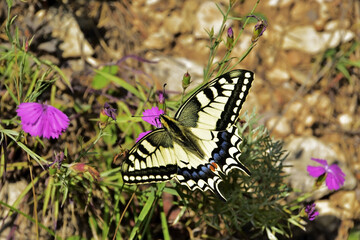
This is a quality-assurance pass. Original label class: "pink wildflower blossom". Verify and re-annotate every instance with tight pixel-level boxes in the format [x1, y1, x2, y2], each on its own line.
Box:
[307, 158, 345, 190]
[136, 107, 164, 142]
[16, 102, 69, 139]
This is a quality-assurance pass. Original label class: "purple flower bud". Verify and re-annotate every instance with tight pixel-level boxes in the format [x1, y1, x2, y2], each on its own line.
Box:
[226, 27, 234, 49]
[182, 72, 191, 90]
[227, 27, 234, 38]
[158, 92, 165, 104]
[103, 102, 117, 121]
[247, 15, 268, 42]
[305, 203, 319, 221]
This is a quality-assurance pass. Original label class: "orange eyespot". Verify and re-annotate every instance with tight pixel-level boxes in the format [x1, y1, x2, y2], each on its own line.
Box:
[210, 162, 218, 172]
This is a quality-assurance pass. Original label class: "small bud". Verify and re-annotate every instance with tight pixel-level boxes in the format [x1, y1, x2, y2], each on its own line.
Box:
[70, 163, 101, 182]
[314, 173, 327, 188]
[25, 38, 29, 52]
[103, 102, 117, 121]
[304, 203, 319, 221]
[99, 103, 117, 129]
[182, 72, 191, 90]
[226, 27, 234, 49]
[248, 15, 267, 43]
[227, 27, 234, 38]
[158, 92, 165, 104]
[209, 27, 214, 38]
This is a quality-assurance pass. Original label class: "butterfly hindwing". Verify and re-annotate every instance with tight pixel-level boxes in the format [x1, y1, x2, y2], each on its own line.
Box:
[176, 126, 250, 201]
[175, 70, 254, 130]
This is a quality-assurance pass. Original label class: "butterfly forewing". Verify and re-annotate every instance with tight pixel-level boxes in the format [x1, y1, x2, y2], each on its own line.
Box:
[175, 70, 254, 130]
[122, 129, 177, 183]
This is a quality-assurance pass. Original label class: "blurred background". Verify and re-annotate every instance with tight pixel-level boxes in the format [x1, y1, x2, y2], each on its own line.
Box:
[0, 0, 359, 239]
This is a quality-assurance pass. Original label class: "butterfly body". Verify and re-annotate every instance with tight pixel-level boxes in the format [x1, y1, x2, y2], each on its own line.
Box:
[160, 114, 207, 160]
[122, 70, 254, 201]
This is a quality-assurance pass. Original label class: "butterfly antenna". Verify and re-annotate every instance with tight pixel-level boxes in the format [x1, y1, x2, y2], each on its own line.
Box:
[161, 83, 167, 115]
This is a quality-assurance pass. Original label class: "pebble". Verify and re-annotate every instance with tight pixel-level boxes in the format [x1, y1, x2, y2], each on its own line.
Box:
[266, 67, 290, 85]
[337, 113, 354, 131]
[194, 1, 228, 38]
[47, 11, 94, 58]
[282, 26, 355, 54]
[267, 116, 291, 138]
[143, 55, 203, 94]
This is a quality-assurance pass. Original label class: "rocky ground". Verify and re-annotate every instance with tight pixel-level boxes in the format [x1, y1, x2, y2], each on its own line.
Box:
[0, 0, 359, 239]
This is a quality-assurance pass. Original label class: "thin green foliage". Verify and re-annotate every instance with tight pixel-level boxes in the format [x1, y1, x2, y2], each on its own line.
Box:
[0, 200, 57, 238]
[322, 41, 360, 83]
[93, 68, 145, 101]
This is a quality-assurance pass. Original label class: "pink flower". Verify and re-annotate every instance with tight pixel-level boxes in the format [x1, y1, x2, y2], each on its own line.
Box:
[141, 106, 164, 128]
[305, 203, 319, 221]
[16, 102, 69, 139]
[136, 107, 164, 142]
[136, 130, 151, 143]
[307, 158, 345, 190]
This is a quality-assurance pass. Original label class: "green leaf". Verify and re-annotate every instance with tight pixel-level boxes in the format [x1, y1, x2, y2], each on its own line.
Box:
[92, 65, 118, 89]
[159, 198, 170, 240]
[42, 176, 54, 218]
[4, 84, 18, 105]
[93, 68, 143, 100]
[336, 63, 351, 81]
[129, 191, 156, 240]
[103, 124, 117, 145]
[349, 228, 360, 240]
[342, 59, 360, 68]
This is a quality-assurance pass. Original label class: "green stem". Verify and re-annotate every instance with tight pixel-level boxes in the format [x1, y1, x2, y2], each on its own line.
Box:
[217, 0, 260, 75]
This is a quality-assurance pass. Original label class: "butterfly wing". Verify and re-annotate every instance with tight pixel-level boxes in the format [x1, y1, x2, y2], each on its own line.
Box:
[175, 125, 250, 201]
[175, 70, 254, 130]
[122, 129, 177, 184]
[173, 70, 254, 200]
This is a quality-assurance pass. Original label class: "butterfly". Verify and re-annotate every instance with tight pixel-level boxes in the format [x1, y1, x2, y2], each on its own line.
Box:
[121, 69, 254, 201]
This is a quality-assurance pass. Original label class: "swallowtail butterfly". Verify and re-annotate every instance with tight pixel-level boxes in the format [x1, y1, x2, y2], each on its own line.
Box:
[122, 69, 254, 201]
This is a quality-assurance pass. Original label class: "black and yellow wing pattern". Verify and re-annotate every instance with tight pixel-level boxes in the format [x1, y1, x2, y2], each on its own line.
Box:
[122, 69, 254, 201]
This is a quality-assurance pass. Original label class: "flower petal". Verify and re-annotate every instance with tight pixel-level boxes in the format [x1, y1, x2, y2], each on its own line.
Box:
[329, 164, 346, 178]
[142, 106, 164, 127]
[305, 203, 319, 221]
[308, 211, 319, 221]
[310, 158, 328, 167]
[136, 131, 151, 143]
[326, 164, 345, 190]
[17, 102, 69, 139]
[307, 166, 326, 177]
